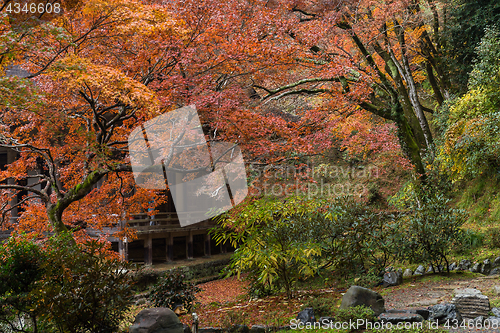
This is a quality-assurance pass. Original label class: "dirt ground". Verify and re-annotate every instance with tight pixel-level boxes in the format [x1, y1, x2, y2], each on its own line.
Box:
[187, 271, 500, 330]
[383, 272, 500, 309]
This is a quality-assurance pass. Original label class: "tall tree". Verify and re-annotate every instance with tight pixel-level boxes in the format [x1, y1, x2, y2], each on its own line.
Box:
[0, 0, 339, 236]
[0, 0, 184, 235]
[249, 0, 451, 175]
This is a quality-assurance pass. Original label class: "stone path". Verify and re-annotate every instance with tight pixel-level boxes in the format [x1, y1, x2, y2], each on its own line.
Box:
[383, 273, 500, 332]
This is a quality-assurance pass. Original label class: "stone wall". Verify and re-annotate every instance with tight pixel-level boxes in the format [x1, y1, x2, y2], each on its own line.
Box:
[133, 258, 231, 291]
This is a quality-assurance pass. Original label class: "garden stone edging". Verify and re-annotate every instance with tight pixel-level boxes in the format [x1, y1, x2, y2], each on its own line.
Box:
[390, 255, 500, 280]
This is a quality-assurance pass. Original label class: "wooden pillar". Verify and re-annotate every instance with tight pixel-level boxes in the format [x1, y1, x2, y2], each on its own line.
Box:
[204, 233, 211, 257]
[187, 231, 193, 259]
[144, 234, 153, 265]
[119, 239, 126, 261]
[221, 241, 227, 254]
[166, 233, 174, 262]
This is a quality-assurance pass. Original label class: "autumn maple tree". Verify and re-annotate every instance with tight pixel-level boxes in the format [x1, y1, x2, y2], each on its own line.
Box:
[0, 0, 336, 238]
[245, 0, 450, 175]
[0, 0, 452, 239]
[0, 0, 186, 236]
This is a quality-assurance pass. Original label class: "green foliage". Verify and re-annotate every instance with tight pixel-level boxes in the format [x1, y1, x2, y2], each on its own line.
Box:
[441, 0, 500, 92]
[437, 26, 500, 181]
[334, 305, 376, 328]
[217, 196, 326, 299]
[458, 229, 485, 253]
[216, 196, 400, 298]
[486, 228, 500, 248]
[470, 27, 500, 88]
[0, 235, 46, 332]
[39, 233, 135, 333]
[300, 296, 337, 317]
[348, 269, 383, 289]
[0, 233, 135, 333]
[321, 200, 400, 276]
[394, 184, 468, 271]
[149, 268, 201, 312]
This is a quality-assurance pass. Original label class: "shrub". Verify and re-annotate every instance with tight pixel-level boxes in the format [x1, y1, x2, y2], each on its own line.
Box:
[458, 229, 484, 253]
[320, 199, 400, 277]
[40, 233, 135, 333]
[149, 269, 201, 312]
[334, 305, 377, 329]
[300, 296, 337, 317]
[349, 269, 383, 289]
[396, 190, 467, 272]
[215, 196, 399, 298]
[0, 235, 46, 332]
[0, 232, 135, 333]
[217, 196, 325, 299]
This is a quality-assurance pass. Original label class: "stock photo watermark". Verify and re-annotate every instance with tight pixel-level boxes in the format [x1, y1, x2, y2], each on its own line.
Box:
[248, 163, 380, 198]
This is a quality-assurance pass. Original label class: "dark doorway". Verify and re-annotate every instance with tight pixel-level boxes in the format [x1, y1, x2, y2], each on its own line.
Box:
[193, 234, 205, 257]
[210, 238, 221, 255]
[152, 238, 166, 263]
[173, 236, 187, 260]
[127, 240, 144, 263]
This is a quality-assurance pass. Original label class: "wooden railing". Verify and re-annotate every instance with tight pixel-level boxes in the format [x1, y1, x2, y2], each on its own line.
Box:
[125, 211, 215, 234]
[0, 212, 215, 240]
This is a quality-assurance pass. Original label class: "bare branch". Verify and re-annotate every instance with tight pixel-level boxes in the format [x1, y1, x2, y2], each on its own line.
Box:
[0, 184, 48, 201]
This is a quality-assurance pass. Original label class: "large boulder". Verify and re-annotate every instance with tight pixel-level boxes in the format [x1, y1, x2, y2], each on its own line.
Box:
[494, 257, 500, 268]
[428, 304, 462, 325]
[129, 308, 184, 333]
[470, 262, 482, 273]
[340, 286, 386, 316]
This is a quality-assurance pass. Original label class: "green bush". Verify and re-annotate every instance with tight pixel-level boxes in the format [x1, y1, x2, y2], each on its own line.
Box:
[215, 196, 399, 298]
[334, 305, 376, 329]
[40, 233, 135, 333]
[301, 296, 337, 317]
[392, 182, 467, 272]
[216, 196, 325, 299]
[349, 270, 383, 289]
[0, 232, 135, 333]
[149, 269, 201, 312]
[320, 199, 400, 277]
[0, 235, 46, 332]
